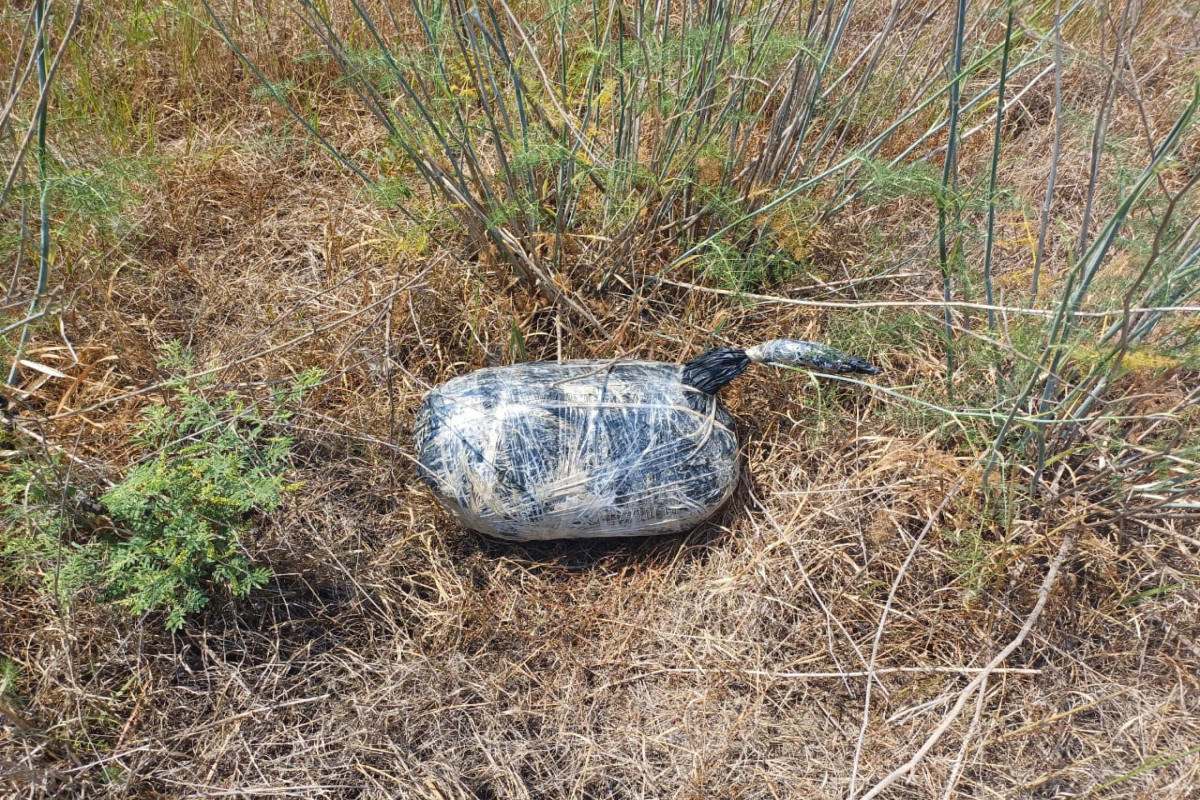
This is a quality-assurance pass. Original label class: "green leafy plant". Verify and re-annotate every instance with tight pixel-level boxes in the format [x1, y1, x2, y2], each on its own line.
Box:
[2, 344, 321, 630]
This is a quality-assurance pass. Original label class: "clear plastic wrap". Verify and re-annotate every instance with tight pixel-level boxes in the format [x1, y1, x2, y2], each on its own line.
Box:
[414, 339, 879, 541]
[414, 360, 739, 541]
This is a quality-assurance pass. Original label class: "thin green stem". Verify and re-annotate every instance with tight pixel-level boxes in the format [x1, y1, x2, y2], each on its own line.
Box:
[982, 1, 1016, 333]
[7, 0, 51, 387]
[938, 0, 967, 396]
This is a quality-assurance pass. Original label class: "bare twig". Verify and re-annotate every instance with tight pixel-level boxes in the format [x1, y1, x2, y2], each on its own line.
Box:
[848, 475, 969, 798]
[859, 530, 1076, 800]
[642, 276, 1200, 317]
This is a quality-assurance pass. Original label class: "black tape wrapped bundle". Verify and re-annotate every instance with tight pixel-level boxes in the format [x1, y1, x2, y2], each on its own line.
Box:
[414, 338, 880, 540]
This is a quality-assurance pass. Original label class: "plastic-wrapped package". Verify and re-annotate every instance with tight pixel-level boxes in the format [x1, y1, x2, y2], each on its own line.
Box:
[413, 339, 880, 541]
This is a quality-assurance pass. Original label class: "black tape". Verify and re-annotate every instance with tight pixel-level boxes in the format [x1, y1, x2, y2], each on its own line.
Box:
[681, 348, 751, 394]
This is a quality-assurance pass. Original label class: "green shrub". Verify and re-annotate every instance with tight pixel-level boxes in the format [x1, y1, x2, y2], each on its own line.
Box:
[1, 344, 321, 630]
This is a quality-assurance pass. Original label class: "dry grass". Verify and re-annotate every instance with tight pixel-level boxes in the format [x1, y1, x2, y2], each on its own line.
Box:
[3, 1, 1200, 798]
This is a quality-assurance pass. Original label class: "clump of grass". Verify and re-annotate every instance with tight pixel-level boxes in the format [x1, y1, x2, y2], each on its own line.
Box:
[2, 344, 319, 630]
[204, 0, 1088, 321]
